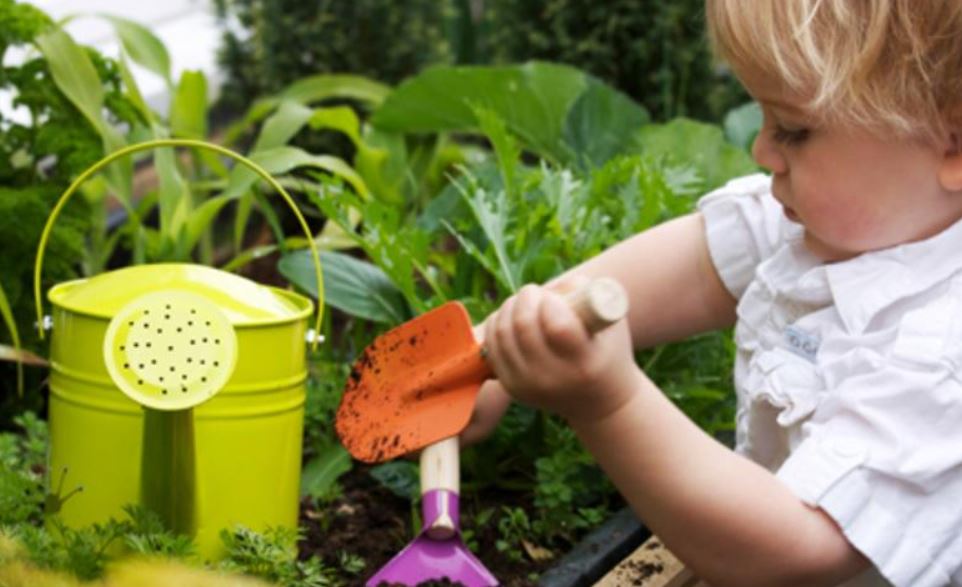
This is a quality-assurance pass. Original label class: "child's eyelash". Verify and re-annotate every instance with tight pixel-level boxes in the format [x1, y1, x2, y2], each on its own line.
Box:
[772, 125, 811, 146]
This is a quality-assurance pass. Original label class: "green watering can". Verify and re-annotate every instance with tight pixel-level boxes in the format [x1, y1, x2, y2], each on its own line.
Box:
[33, 139, 325, 559]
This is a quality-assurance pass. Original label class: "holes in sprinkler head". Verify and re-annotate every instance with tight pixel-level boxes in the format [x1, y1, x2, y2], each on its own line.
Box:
[181, 386, 187, 392]
[137, 379, 143, 385]
[168, 346, 174, 352]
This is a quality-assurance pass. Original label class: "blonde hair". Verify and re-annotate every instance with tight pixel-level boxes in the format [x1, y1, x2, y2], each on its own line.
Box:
[706, 0, 962, 143]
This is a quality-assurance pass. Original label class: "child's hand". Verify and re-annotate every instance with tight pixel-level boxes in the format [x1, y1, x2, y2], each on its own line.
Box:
[482, 282, 639, 423]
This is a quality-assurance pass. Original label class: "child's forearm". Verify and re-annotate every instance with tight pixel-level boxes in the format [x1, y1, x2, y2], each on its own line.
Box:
[555, 213, 737, 349]
[569, 368, 869, 587]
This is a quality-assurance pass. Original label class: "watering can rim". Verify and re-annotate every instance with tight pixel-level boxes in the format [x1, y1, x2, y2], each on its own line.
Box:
[48, 262, 313, 326]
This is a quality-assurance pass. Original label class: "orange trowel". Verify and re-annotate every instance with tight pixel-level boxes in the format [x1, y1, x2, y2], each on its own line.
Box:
[335, 278, 629, 463]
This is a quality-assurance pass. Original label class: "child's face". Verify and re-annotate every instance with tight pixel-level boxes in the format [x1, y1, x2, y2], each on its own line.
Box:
[743, 73, 962, 262]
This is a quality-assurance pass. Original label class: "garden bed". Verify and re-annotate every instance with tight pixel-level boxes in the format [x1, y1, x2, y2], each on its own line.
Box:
[299, 465, 554, 586]
[298, 465, 656, 586]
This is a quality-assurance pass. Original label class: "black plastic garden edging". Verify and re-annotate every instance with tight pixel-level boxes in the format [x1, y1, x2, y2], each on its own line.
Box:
[537, 507, 650, 587]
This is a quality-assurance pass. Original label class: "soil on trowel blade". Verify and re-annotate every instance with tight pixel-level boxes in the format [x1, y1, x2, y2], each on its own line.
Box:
[297, 465, 552, 586]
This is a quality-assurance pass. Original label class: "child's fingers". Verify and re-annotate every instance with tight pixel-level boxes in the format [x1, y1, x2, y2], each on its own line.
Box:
[487, 294, 521, 375]
[511, 285, 548, 360]
[540, 290, 589, 356]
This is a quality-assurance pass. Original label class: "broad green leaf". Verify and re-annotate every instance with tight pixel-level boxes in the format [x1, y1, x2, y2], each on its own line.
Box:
[300, 444, 352, 499]
[0, 283, 24, 396]
[279, 249, 408, 324]
[724, 101, 763, 151]
[100, 14, 172, 84]
[170, 70, 208, 139]
[373, 62, 586, 163]
[372, 62, 648, 168]
[563, 78, 651, 168]
[632, 118, 758, 192]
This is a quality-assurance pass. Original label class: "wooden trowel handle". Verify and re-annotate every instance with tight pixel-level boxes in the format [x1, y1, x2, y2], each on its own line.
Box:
[563, 277, 629, 334]
[471, 277, 629, 341]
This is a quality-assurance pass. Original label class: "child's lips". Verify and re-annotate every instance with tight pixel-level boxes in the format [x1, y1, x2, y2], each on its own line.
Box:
[783, 206, 800, 222]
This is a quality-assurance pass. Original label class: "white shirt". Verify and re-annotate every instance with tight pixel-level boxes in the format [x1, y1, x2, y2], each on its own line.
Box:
[698, 174, 962, 587]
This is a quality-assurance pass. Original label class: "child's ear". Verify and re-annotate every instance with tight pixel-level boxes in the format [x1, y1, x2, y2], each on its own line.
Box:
[940, 132, 962, 191]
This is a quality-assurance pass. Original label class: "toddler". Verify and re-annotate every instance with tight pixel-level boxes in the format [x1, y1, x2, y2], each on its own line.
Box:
[466, 1, 962, 585]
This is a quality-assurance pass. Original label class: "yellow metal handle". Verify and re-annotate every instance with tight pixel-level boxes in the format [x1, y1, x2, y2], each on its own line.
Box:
[33, 138, 325, 349]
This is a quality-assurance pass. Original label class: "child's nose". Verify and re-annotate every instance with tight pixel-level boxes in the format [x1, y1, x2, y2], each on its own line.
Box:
[751, 131, 788, 174]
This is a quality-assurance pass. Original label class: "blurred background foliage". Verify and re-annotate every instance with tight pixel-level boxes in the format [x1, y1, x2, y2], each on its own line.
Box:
[212, 0, 746, 123]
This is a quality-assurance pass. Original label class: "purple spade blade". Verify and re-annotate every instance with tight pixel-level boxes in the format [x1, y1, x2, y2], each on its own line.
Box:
[367, 490, 497, 587]
[366, 535, 498, 587]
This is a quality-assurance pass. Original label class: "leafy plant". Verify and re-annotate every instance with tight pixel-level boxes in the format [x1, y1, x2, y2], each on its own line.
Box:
[218, 526, 336, 587]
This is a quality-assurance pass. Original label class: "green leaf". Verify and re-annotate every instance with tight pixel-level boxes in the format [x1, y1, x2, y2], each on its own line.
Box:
[250, 146, 370, 200]
[100, 14, 172, 84]
[0, 283, 25, 396]
[279, 250, 408, 324]
[35, 27, 131, 196]
[180, 195, 230, 255]
[170, 70, 208, 139]
[372, 62, 648, 167]
[724, 101, 763, 151]
[226, 74, 390, 144]
[369, 461, 420, 501]
[154, 147, 192, 244]
[300, 444, 352, 499]
[632, 118, 759, 192]
[563, 78, 651, 168]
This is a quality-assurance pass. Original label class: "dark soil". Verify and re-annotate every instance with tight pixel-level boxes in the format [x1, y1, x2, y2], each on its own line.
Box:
[297, 466, 552, 586]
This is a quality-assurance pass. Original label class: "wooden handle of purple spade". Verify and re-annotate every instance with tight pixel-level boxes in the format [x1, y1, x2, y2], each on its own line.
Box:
[422, 278, 629, 536]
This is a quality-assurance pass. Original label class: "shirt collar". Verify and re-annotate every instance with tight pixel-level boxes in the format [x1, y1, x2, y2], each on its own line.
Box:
[826, 215, 962, 334]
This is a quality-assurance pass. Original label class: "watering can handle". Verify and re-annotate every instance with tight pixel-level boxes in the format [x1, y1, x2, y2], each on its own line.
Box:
[32, 138, 326, 349]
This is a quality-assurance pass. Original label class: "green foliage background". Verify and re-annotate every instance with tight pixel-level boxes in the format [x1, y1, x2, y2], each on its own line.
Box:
[212, 0, 452, 114]
[213, 0, 747, 123]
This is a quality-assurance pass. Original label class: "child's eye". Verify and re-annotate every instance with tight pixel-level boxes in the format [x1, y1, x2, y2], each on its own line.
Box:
[772, 124, 810, 146]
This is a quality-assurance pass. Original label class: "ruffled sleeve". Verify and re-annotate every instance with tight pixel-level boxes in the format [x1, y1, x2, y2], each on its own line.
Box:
[696, 173, 794, 299]
[775, 282, 962, 586]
